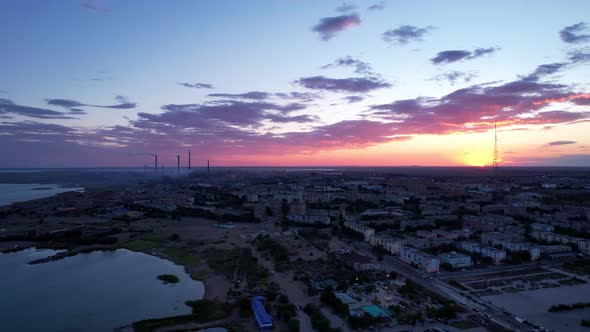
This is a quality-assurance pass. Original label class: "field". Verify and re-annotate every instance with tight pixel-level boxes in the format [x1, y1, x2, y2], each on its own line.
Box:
[483, 282, 590, 332]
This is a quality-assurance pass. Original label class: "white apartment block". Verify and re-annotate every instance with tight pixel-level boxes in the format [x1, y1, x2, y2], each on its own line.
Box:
[371, 236, 403, 255]
[399, 247, 440, 273]
[531, 231, 590, 255]
[439, 251, 472, 268]
[344, 221, 375, 242]
[456, 241, 507, 264]
[488, 239, 541, 260]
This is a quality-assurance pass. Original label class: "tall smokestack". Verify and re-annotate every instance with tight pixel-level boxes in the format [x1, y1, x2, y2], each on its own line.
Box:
[177, 155, 180, 176]
[188, 149, 191, 169]
[207, 160, 210, 175]
[155, 155, 158, 173]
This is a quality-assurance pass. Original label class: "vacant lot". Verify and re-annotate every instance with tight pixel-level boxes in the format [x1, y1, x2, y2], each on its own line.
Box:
[483, 283, 590, 332]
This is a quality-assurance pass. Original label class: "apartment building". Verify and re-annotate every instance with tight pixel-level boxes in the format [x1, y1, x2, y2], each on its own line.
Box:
[399, 247, 440, 273]
[439, 251, 472, 268]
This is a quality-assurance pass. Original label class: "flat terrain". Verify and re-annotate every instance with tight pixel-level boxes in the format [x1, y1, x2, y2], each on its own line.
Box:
[483, 282, 590, 332]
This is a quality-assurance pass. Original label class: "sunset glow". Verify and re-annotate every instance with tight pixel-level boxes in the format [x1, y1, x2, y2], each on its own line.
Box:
[0, 1, 589, 167]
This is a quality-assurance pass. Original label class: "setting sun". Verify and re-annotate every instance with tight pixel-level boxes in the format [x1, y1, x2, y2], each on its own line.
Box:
[461, 150, 494, 167]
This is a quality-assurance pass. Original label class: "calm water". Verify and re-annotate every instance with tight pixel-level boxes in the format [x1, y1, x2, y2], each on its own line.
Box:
[0, 183, 85, 207]
[0, 248, 204, 332]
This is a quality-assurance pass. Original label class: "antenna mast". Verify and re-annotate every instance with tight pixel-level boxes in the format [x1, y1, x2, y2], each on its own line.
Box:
[493, 122, 499, 176]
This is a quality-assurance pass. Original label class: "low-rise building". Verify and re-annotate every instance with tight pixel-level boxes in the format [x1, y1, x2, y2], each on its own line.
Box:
[287, 214, 330, 225]
[530, 223, 555, 233]
[371, 236, 403, 255]
[399, 247, 440, 273]
[339, 252, 381, 271]
[344, 221, 375, 242]
[439, 251, 472, 268]
[456, 241, 507, 264]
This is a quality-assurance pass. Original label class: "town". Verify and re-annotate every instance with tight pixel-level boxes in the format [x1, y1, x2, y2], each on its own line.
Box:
[1, 166, 589, 332]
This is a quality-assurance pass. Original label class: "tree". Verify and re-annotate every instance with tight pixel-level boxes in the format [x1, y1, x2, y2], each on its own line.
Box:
[237, 297, 252, 318]
[288, 319, 300, 332]
[348, 313, 375, 329]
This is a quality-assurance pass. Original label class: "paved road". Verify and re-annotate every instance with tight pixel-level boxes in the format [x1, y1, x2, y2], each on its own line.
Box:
[247, 242, 351, 332]
[437, 260, 562, 280]
[349, 241, 529, 332]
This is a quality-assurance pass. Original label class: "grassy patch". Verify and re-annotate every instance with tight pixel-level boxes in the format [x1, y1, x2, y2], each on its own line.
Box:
[502, 287, 524, 293]
[157, 274, 179, 284]
[123, 233, 168, 251]
[207, 247, 269, 287]
[451, 320, 479, 329]
[559, 277, 587, 286]
[163, 247, 201, 266]
[562, 259, 590, 276]
[184, 299, 228, 321]
[132, 314, 196, 332]
[132, 299, 228, 332]
[191, 269, 209, 280]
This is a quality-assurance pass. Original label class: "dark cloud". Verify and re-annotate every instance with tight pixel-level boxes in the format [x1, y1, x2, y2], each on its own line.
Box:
[115, 95, 129, 103]
[208, 92, 273, 100]
[430, 47, 499, 65]
[2, 76, 589, 166]
[46, 99, 84, 108]
[431, 51, 471, 64]
[81, 0, 110, 12]
[208, 91, 319, 102]
[177, 82, 214, 89]
[312, 14, 361, 41]
[0, 99, 77, 119]
[336, 3, 357, 12]
[68, 108, 87, 115]
[343, 96, 365, 103]
[545, 140, 576, 147]
[560, 22, 590, 44]
[382, 25, 434, 45]
[430, 71, 477, 85]
[156, 100, 313, 127]
[281, 120, 409, 149]
[45, 97, 136, 110]
[521, 62, 568, 82]
[369, 78, 590, 135]
[568, 49, 590, 63]
[321, 56, 374, 75]
[273, 92, 320, 101]
[368, 1, 386, 11]
[296, 76, 391, 93]
[104, 102, 136, 109]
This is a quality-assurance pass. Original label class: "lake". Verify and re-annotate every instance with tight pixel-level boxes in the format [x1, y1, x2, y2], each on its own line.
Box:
[0, 183, 85, 207]
[0, 248, 205, 332]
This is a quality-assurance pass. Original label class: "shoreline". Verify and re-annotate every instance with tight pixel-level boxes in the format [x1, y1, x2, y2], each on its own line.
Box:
[2, 243, 229, 303]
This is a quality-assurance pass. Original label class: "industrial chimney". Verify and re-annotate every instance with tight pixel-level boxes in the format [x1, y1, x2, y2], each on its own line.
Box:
[155, 155, 158, 173]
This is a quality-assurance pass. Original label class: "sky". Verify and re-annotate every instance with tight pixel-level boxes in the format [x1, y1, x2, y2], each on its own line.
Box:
[0, 0, 589, 167]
